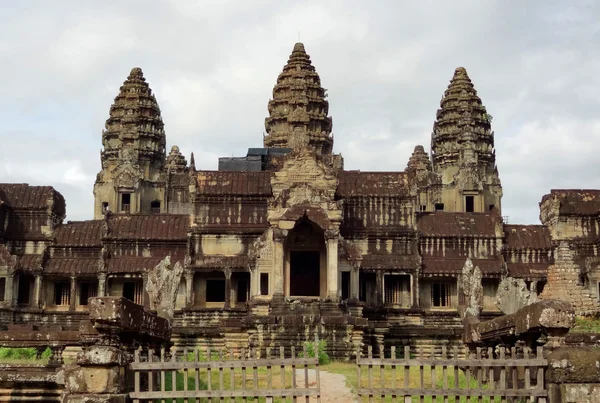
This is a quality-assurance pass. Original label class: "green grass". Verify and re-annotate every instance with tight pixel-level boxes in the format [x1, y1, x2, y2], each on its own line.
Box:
[572, 317, 600, 333]
[0, 347, 51, 364]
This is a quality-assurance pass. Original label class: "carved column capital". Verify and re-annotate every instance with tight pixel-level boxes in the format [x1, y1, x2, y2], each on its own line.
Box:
[272, 228, 288, 243]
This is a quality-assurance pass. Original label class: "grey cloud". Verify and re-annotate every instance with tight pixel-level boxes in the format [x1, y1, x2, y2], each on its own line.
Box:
[1, 0, 600, 224]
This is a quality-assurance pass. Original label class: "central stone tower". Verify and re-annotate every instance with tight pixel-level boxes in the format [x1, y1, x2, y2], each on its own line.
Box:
[430, 67, 502, 213]
[264, 43, 333, 154]
[93, 68, 167, 218]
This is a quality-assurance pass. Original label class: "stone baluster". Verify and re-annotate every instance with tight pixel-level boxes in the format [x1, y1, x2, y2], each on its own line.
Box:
[185, 270, 194, 307]
[69, 276, 77, 311]
[224, 269, 232, 308]
[33, 274, 42, 308]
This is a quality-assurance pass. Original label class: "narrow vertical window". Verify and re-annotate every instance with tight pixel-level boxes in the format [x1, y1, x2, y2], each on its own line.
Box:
[465, 196, 474, 212]
[260, 273, 269, 295]
[121, 193, 131, 212]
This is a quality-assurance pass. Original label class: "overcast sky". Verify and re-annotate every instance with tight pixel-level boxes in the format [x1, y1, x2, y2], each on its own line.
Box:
[1, 1, 599, 224]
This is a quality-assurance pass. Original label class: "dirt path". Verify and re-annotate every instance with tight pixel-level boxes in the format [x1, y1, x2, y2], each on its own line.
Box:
[295, 368, 358, 403]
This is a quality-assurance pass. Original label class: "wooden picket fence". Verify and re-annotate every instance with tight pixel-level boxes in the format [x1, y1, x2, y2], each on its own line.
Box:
[356, 345, 548, 402]
[130, 343, 321, 402]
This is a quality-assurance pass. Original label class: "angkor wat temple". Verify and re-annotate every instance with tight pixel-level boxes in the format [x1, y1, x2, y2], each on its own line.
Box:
[0, 43, 598, 356]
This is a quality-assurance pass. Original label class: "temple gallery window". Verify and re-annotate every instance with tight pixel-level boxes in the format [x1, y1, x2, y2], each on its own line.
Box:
[120, 193, 131, 212]
[435, 203, 444, 211]
[54, 282, 70, 306]
[79, 282, 97, 305]
[359, 272, 377, 305]
[341, 271, 350, 300]
[150, 200, 161, 214]
[123, 281, 143, 305]
[17, 274, 33, 305]
[260, 273, 269, 296]
[431, 282, 452, 307]
[206, 279, 225, 302]
[102, 202, 109, 213]
[384, 274, 411, 307]
[465, 196, 475, 212]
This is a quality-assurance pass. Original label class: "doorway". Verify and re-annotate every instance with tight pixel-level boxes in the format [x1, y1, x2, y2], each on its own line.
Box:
[290, 251, 320, 296]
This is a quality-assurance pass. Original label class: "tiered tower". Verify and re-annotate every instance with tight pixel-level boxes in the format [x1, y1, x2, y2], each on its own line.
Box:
[93, 68, 168, 218]
[264, 43, 333, 154]
[430, 67, 502, 213]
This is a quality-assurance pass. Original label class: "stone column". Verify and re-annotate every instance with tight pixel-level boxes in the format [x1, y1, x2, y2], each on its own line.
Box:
[272, 229, 286, 297]
[326, 231, 339, 300]
[142, 274, 149, 309]
[69, 276, 77, 311]
[350, 267, 360, 300]
[98, 273, 106, 297]
[34, 274, 42, 308]
[412, 271, 420, 308]
[224, 269, 232, 308]
[375, 271, 384, 306]
[5, 273, 14, 308]
[185, 271, 194, 307]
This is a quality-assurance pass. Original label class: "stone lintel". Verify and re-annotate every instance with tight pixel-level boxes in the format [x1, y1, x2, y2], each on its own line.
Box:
[88, 297, 171, 341]
[464, 300, 575, 344]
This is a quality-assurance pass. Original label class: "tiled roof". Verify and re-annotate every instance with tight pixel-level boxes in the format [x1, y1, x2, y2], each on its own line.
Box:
[337, 171, 409, 197]
[45, 258, 99, 275]
[18, 254, 42, 271]
[506, 262, 549, 279]
[194, 255, 249, 269]
[360, 254, 419, 269]
[0, 184, 65, 214]
[418, 212, 500, 237]
[54, 221, 104, 247]
[504, 225, 552, 250]
[106, 214, 189, 240]
[195, 171, 272, 196]
[421, 257, 502, 275]
[542, 189, 600, 216]
[106, 257, 167, 273]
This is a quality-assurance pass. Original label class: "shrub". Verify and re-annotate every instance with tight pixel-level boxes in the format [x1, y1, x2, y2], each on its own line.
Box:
[300, 340, 330, 365]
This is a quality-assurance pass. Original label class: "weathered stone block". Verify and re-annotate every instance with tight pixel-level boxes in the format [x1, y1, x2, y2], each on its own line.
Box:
[546, 346, 600, 384]
[563, 384, 600, 403]
[64, 365, 122, 394]
[64, 394, 128, 403]
[78, 346, 127, 366]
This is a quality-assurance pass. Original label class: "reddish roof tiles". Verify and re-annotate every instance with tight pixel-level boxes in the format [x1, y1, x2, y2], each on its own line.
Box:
[195, 171, 272, 196]
[54, 221, 104, 247]
[194, 255, 248, 269]
[504, 225, 552, 250]
[106, 214, 189, 240]
[106, 257, 166, 273]
[361, 254, 419, 270]
[421, 257, 502, 275]
[0, 184, 65, 214]
[337, 172, 409, 197]
[418, 212, 500, 237]
[18, 254, 42, 271]
[506, 262, 549, 279]
[542, 189, 600, 216]
[45, 258, 99, 275]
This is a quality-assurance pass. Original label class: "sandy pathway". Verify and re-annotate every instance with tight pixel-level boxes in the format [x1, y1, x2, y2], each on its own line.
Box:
[294, 368, 358, 403]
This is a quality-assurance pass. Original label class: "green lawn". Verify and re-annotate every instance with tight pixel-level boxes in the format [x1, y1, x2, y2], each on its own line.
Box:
[572, 316, 600, 333]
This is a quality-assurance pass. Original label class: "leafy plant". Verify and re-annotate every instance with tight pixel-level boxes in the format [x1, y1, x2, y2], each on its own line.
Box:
[299, 340, 330, 365]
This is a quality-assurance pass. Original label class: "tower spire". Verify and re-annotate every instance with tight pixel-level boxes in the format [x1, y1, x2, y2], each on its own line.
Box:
[101, 67, 166, 169]
[264, 43, 333, 154]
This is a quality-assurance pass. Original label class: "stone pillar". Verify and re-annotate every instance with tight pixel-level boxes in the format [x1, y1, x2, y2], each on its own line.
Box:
[185, 271, 194, 307]
[5, 273, 14, 308]
[272, 229, 286, 297]
[413, 271, 420, 308]
[34, 274, 42, 308]
[376, 271, 384, 306]
[69, 276, 77, 311]
[350, 267, 360, 300]
[98, 273, 106, 297]
[326, 232, 339, 300]
[225, 269, 232, 308]
[142, 274, 149, 309]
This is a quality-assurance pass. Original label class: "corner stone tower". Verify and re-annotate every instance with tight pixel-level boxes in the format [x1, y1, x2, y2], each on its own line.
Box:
[93, 67, 167, 218]
[431, 67, 502, 213]
[264, 43, 333, 154]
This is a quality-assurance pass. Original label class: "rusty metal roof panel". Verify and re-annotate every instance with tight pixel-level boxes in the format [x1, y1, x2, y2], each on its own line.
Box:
[418, 212, 500, 237]
[504, 225, 552, 250]
[337, 171, 409, 197]
[195, 171, 272, 196]
[421, 257, 503, 275]
[54, 220, 104, 247]
[106, 214, 189, 240]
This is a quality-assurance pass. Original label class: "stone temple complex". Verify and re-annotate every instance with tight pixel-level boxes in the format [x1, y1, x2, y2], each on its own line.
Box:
[0, 43, 598, 356]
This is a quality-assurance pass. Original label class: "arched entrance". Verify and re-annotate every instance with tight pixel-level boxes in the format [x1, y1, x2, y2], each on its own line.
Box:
[285, 217, 326, 297]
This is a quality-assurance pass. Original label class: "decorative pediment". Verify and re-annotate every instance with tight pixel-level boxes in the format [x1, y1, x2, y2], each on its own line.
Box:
[0, 245, 17, 272]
